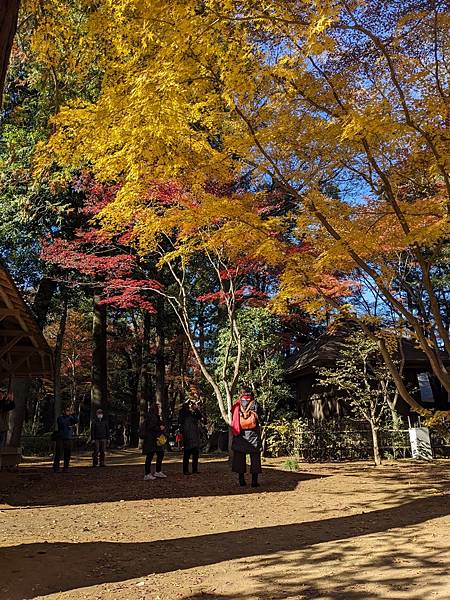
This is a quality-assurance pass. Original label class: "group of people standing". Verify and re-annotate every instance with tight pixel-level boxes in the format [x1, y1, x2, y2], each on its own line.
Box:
[52, 407, 109, 471]
[139, 386, 262, 487]
[139, 398, 205, 479]
[52, 386, 263, 487]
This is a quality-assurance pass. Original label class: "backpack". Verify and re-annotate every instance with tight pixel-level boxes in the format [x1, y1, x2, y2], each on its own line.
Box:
[239, 400, 258, 430]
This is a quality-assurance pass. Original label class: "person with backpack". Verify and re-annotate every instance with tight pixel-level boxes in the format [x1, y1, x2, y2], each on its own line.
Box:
[53, 406, 78, 472]
[139, 403, 167, 481]
[231, 387, 262, 487]
[178, 400, 205, 475]
[91, 408, 109, 467]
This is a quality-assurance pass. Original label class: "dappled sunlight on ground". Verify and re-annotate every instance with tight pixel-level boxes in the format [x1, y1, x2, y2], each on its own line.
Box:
[1, 451, 449, 599]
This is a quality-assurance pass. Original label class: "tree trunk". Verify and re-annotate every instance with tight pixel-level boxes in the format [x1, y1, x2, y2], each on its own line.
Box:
[7, 378, 29, 447]
[7, 277, 56, 446]
[53, 295, 68, 424]
[179, 337, 189, 406]
[139, 312, 152, 420]
[32, 277, 58, 327]
[129, 381, 139, 447]
[0, 0, 20, 105]
[91, 293, 108, 417]
[142, 312, 152, 406]
[124, 350, 139, 448]
[370, 421, 382, 466]
[31, 393, 41, 436]
[155, 296, 168, 427]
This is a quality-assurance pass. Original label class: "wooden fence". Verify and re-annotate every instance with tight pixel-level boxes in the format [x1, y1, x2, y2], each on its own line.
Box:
[292, 419, 450, 461]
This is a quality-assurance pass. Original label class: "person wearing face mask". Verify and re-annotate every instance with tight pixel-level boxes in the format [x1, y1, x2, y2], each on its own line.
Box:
[231, 387, 263, 488]
[53, 406, 78, 472]
[91, 408, 109, 467]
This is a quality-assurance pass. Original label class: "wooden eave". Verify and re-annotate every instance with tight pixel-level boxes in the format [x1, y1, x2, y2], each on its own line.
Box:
[0, 263, 53, 381]
[285, 325, 449, 380]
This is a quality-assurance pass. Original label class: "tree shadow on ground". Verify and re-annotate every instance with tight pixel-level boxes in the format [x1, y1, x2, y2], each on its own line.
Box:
[305, 460, 450, 515]
[0, 459, 325, 508]
[1, 494, 449, 599]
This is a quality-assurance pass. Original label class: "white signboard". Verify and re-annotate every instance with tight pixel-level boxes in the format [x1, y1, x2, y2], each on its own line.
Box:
[417, 372, 434, 403]
[409, 427, 433, 460]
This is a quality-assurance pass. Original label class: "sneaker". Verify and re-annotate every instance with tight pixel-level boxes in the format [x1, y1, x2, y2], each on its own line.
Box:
[154, 471, 167, 478]
[144, 473, 156, 481]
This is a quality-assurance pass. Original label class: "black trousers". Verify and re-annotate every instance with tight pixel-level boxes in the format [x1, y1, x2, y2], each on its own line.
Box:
[183, 447, 199, 474]
[93, 439, 107, 466]
[232, 450, 262, 474]
[145, 451, 164, 474]
[53, 439, 72, 471]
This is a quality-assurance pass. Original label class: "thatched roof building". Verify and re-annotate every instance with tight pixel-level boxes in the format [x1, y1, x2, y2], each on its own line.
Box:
[285, 324, 449, 419]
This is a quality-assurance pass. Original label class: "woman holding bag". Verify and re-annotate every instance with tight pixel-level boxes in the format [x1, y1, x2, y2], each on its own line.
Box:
[231, 387, 262, 487]
[140, 403, 167, 481]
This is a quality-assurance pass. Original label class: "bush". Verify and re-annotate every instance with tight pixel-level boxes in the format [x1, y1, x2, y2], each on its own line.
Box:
[21, 434, 54, 456]
[264, 419, 298, 457]
[283, 456, 300, 471]
[21, 434, 90, 456]
[265, 417, 419, 462]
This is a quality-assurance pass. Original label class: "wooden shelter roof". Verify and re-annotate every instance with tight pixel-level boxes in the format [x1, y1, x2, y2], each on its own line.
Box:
[0, 263, 53, 381]
[285, 323, 448, 379]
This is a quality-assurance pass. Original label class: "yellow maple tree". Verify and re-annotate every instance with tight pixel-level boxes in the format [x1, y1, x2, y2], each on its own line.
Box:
[32, 0, 450, 425]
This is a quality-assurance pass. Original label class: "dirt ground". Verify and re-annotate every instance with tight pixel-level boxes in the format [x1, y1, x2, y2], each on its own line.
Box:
[0, 450, 449, 600]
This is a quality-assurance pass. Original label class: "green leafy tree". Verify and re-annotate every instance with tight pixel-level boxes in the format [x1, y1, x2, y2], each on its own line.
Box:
[216, 307, 294, 437]
[314, 332, 399, 466]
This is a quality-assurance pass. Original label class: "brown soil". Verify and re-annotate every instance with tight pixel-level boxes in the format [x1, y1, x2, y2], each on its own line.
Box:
[1, 450, 449, 600]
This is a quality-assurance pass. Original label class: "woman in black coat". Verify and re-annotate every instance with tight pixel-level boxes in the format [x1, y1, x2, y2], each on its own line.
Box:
[178, 401, 205, 475]
[140, 404, 167, 481]
[231, 388, 263, 487]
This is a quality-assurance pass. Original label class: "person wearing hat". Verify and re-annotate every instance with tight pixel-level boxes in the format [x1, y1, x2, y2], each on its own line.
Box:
[91, 408, 109, 467]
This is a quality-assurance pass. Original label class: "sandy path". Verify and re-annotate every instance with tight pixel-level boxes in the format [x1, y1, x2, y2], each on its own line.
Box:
[1, 451, 449, 599]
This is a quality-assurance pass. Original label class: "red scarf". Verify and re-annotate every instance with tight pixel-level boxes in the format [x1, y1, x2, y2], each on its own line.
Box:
[231, 394, 253, 436]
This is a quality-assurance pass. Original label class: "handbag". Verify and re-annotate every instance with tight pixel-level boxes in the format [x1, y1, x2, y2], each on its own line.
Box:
[156, 433, 167, 447]
[51, 430, 62, 441]
[239, 400, 258, 430]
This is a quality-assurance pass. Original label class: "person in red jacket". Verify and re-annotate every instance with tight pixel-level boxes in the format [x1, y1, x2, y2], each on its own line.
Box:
[231, 387, 263, 487]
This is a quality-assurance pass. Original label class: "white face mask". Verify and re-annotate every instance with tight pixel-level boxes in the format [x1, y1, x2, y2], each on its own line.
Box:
[97, 414, 103, 420]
